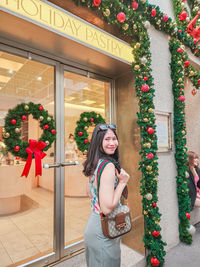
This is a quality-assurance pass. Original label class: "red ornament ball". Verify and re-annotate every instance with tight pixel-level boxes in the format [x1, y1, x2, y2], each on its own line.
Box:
[163, 14, 168, 22]
[177, 48, 183, 53]
[198, 79, 200, 84]
[16, 157, 20, 160]
[51, 129, 56, 134]
[84, 139, 88, 144]
[39, 105, 44, 111]
[151, 9, 156, 17]
[78, 131, 83, 136]
[184, 60, 190, 67]
[179, 88, 183, 91]
[179, 11, 187, 21]
[146, 153, 154, 159]
[11, 119, 16, 125]
[14, 145, 20, 152]
[186, 212, 190, 219]
[141, 84, 150, 92]
[152, 230, 160, 237]
[132, 1, 138, 10]
[21, 115, 27, 121]
[90, 118, 94, 122]
[178, 95, 185, 102]
[93, 0, 101, 7]
[144, 76, 148, 81]
[150, 257, 160, 266]
[191, 89, 197, 96]
[147, 127, 154, 134]
[153, 202, 157, 207]
[43, 124, 49, 130]
[117, 12, 126, 23]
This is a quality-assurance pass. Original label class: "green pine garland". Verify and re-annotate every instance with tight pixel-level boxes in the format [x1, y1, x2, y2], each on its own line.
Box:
[74, 111, 105, 153]
[3, 102, 56, 159]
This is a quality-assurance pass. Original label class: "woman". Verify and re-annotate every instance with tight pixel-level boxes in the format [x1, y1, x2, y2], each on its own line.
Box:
[187, 151, 200, 210]
[83, 124, 130, 267]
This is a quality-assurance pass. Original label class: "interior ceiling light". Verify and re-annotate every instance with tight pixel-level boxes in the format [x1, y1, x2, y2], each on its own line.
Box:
[8, 69, 14, 74]
[81, 100, 96, 105]
[0, 58, 23, 71]
[0, 75, 11, 83]
[83, 86, 91, 91]
[37, 76, 42, 81]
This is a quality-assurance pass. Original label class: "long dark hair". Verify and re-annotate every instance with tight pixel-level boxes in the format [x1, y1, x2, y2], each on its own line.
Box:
[83, 124, 120, 177]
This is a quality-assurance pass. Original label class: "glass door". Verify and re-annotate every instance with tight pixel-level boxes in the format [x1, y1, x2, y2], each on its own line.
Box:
[0, 49, 58, 266]
[62, 67, 112, 256]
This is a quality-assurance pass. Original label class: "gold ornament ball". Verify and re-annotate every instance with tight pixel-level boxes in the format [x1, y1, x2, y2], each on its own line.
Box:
[145, 193, 153, 200]
[135, 43, 140, 49]
[122, 23, 129, 31]
[83, 150, 88, 155]
[143, 118, 148, 122]
[146, 143, 151, 149]
[24, 104, 29, 110]
[45, 141, 50, 146]
[3, 132, 10, 138]
[103, 8, 110, 17]
[148, 108, 154, 113]
[189, 71, 194, 76]
[146, 165, 152, 171]
[178, 78, 182, 82]
[141, 0, 146, 3]
[185, 171, 189, 178]
[178, 61, 182, 65]
[83, 117, 88, 122]
[143, 210, 148, 215]
[39, 116, 44, 121]
[134, 65, 140, 71]
[133, 25, 137, 30]
[96, 114, 99, 118]
[15, 128, 20, 133]
[182, 130, 186, 135]
[84, 126, 88, 130]
[47, 116, 51, 122]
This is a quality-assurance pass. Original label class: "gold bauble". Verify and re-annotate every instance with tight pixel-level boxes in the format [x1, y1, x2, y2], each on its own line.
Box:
[134, 65, 140, 71]
[45, 141, 50, 146]
[182, 130, 186, 135]
[83, 150, 88, 155]
[39, 116, 44, 121]
[178, 61, 182, 65]
[189, 71, 194, 76]
[141, 0, 146, 3]
[84, 126, 88, 130]
[24, 104, 29, 110]
[143, 210, 148, 215]
[134, 43, 140, 49]
[178, 78, 182, 82]
[146, 143, 151, 149]
[96, 114, 99, 118]
[146, 165, 152, 171]
[83, 117, 88, 122]
[122, 23, 129, 31]
[47, 116, 51, 122]
[148, 108, 154, 113]
[3, 132, 10, 138]
[103, 8, 110, 17]
[15, 128, 20, 133]
[133, 25, 137, 30]
[145, 193, 153, 200]
[143, 118, 148, 122]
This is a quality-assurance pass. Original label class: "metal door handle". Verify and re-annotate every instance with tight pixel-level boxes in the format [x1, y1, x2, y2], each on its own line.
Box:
[60, 161, 79, 167]
[43, 163, 60, 169]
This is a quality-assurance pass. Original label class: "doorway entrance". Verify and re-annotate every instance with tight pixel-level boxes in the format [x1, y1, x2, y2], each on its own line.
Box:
[0, 48, 113, 266]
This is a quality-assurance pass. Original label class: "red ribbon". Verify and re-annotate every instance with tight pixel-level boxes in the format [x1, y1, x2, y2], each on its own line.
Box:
[21, 139, 47, 178]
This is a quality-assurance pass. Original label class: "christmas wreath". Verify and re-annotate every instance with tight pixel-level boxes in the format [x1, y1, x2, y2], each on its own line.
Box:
[3, 102, 56, 159]
[75, 111, 105, 153]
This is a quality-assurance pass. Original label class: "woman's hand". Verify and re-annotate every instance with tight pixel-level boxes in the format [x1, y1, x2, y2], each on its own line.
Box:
[115, 168, 130, 185]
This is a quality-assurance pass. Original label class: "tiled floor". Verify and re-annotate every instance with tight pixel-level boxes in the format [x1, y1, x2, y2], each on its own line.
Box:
[0, 187, 91, 267]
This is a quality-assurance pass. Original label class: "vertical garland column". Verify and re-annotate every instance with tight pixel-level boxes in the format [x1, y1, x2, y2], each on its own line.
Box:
[169, 38, 192, 244]
[132, 25, 166, 267]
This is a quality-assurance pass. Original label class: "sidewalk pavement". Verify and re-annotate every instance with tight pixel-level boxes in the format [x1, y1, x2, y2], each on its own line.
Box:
[165, 222, 200, 267]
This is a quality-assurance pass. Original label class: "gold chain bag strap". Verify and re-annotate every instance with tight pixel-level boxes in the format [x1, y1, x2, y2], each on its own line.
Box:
[97, 160, 132, 239]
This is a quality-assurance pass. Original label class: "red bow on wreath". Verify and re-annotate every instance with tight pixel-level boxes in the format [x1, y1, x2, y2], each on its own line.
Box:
[21, 139, 47, 178]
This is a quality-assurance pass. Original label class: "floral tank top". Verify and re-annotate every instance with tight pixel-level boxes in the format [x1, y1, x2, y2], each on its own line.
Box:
[89, 160, 119, 215]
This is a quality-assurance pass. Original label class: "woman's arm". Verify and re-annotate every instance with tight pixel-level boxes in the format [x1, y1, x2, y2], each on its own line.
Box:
[99, 163, 129, 215]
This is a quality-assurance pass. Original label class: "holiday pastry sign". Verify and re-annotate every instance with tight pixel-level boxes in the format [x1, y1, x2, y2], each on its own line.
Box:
[0, 0, 134, 64]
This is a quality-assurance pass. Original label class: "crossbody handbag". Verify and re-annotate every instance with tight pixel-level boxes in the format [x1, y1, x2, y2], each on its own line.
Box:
[97, 160, 132, 239]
